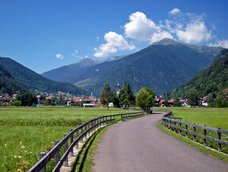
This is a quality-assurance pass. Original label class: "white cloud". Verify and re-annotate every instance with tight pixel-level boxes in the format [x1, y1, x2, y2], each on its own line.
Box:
[96, 36, 100, 40]
[169, 8, 181, 15]
[124, 11, 173, 43]
[175, 20, 211, 43]
[210, 40, 228, 48]
[94, 31, 135, 57]
[124, 12, 159, 41]
[55, 53, 64, 59]
[93, 9, 217, 56]
[150, 31, 173, 43]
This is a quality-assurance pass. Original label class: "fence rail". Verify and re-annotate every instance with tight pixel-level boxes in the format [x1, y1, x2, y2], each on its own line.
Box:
[162, 114, 228, 153]
[28, 111, 145, 172]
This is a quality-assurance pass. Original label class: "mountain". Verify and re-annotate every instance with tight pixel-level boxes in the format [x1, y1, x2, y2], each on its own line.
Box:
[0, 57, 86, 95]
[171, 49, 228, 98]
[0, 65, 27, 94]
[42, 58, 98, 83]
[42, 39, 222, 96]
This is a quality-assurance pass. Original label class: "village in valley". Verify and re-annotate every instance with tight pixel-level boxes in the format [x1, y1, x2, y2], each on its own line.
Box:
[0, 87, 209, 107]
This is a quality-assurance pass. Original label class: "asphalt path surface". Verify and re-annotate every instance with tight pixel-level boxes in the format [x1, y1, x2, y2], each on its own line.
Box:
[92, 113, 228, 172]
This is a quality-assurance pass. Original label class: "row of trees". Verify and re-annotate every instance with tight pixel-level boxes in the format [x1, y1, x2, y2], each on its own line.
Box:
[181, 88, 228, 107]
[100, 82, 155, 112]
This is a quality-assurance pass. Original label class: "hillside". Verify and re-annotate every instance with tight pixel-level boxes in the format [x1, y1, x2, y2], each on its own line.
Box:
[0, 65, 27, 94]
[43, 39, 222, 95]
[171, 49, 228, 98]
[42, 58, 99, 82]
[0, 57, 87, 95]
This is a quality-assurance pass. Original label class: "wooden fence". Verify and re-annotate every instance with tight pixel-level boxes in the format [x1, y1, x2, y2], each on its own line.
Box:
[162, 114, 228, 154]
[28, 111, 144, 172]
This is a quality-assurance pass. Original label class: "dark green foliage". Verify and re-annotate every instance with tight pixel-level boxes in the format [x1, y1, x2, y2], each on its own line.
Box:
[173, 98, 182, 107]
[207, 93, 215, 107]
[119, 82, 135, 108]
[215, 95, 228, 107]
[0, 65, 27, 94]
[18, 94, 38, 106]
[0, 57, 87, 95]
[100, 84, 114, 108]
[42, 39, 221, 96]
[136, 87, 155, 112]
[113, 95, 120, 108]
[11, 100, 22, 106]
[187, 88, 200, 106]
[171, 49, 228, 107]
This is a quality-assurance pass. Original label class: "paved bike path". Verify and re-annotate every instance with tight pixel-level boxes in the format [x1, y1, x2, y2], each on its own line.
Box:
[92, 113, 228, 172]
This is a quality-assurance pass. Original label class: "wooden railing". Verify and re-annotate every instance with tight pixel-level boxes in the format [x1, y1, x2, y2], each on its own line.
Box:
[28, 111, 144, 172]
[162, 114, 228, 154]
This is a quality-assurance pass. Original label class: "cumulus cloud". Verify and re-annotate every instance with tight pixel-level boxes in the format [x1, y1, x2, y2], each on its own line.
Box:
[94, 31, 135, 57]
[210, 40, 228, 48]
[124, 12, 159, 41]
[175, 20, 212, 43]
[55, 53, 64, 59]
[150, 31, 173, 43]
[124, 11, 173, 43]
[169, 8, 181, 15]
[93, 9, 219, 57]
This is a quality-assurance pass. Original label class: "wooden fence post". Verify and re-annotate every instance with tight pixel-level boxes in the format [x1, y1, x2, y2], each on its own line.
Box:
[54, 140, 60, 166]
[70, 129, 74, 156]
[193, 125, 196, 142]
[40, 152, 46, 172]
[185, 123, 188, 138]
[85, 124, 87, 140]
[217, 128, 222, 152]
[203, 126, 207, 146]
[64, 134, 68, 167]
[179, 122, 182, 135]
[76, 130, 79, 149]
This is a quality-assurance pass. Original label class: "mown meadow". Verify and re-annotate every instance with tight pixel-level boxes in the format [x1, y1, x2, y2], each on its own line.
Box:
[0, 107, 136, 171]
[154, 107, 228, 129]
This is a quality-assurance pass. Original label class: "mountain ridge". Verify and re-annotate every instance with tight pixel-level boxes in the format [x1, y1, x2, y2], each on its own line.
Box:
[171, 49, 228, 98]
[0, 64, 27, 94]
[0, 56, 87, 95]
[42, 39, 222, 96]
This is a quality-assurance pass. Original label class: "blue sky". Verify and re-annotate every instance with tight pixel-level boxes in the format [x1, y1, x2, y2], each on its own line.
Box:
[0, 0, 228, 73]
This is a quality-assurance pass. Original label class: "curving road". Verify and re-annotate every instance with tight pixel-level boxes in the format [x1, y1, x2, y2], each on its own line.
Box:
[92, 113, 228, 172]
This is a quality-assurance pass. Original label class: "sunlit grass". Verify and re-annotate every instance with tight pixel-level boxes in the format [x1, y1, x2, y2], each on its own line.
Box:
[0, 107, 136, 171]
[154, 107, 228, 129]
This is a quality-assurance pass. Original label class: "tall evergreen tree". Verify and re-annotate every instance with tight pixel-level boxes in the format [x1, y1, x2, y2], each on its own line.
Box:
[100, 84, 114, 109]
[119, 82, 135, 109]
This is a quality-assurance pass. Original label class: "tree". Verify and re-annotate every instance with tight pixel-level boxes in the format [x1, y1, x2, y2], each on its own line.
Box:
[173, 98, 181, 107]
[18, 94, 38, 106]
[215, 95, 228, 107]
[136, 87, 155, 113]
[119, 82, 135, 109]
[208, 93, 215, 107]
[187, 88, 200, 107]
[100, 84, 114, 109]
[113, 95, 120, 108]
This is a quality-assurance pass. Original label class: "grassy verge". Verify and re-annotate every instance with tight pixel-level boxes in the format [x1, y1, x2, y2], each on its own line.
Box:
[158, 122, 228, 163]
[72, 126, 108, 172]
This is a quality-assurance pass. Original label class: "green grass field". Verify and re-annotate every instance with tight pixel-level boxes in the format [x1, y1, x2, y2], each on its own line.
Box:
[154, 107, 228, 129]
[0, 107, 136, 171]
